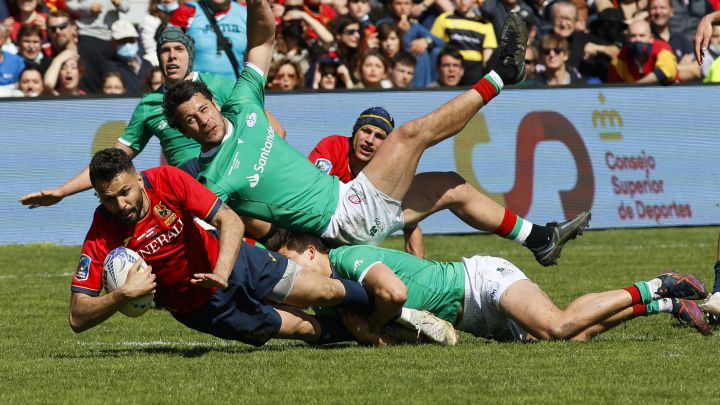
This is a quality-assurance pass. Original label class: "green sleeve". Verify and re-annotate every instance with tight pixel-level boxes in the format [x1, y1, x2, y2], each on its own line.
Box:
[203, 177, 230, 203]
[200, 72, 237, 112]
[224, 65, 267, 116]
[331, 246, 384, 283]
[117, 98, 152, 153]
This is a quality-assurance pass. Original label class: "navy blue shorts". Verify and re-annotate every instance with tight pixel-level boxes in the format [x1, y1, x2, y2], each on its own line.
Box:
[172, 243, 288, 346]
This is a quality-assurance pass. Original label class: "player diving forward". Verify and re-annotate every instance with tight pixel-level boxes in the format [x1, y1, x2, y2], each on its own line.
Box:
[162, 3, 591, 266]
[70, 148, 456, 346]
[268, 230, 712, 345]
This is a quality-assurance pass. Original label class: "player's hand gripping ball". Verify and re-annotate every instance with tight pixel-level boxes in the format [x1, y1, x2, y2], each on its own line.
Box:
[103, 247, 154, 317]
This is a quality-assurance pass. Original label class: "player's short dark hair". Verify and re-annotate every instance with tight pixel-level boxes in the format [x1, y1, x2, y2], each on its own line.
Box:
[392, 51, 417, 68]
[163, 80, 214, 129]
[266, 229, 330, 255]
[89, 148, 135, 187]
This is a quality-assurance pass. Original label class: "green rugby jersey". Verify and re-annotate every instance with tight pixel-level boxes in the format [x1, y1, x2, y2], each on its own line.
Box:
[329, 245, 466, 323]
[198, 65, 339, 234]
[118, 72, 235, 167]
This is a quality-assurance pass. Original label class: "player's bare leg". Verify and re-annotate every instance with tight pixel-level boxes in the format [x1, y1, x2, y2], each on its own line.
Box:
[402, 172, 591, 266]
[362, 12, 528, 202]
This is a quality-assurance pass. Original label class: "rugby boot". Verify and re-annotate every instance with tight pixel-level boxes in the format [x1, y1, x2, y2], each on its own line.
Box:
[655, 272, 708, 300]
[530, 211, 591, 267]
[404, 309, 458, 346]
[699, 292, 720, 325]
[671, 298, 712, 336]
[492, 12, 528, 85]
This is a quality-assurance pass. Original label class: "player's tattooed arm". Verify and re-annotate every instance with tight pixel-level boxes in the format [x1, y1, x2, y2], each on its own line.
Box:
[193, 203, 244, 289]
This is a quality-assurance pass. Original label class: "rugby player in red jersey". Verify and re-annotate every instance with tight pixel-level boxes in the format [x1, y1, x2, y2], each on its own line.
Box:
[68, 148, 457, 346]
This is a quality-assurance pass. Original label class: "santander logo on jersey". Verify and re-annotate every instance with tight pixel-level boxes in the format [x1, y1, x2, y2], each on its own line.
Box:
[248, 126, 276, 188]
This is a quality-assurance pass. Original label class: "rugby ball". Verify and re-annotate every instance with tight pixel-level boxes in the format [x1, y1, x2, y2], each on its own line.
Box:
[103, 247, 154, 317]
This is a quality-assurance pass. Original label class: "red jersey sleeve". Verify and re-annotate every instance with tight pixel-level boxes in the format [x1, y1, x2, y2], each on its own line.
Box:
[155, 166, 223, 223]
[169, 4, 197, 28]
[71, 211, 113, 296]
[308, 135, 353, 183]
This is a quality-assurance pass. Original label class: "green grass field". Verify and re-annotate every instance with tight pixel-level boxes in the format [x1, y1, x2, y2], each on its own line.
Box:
[3, 227, 720, 403]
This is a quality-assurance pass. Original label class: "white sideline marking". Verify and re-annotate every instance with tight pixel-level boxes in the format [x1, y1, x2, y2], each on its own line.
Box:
[0, 272, 73, 279]
[79, 340, 232, 348]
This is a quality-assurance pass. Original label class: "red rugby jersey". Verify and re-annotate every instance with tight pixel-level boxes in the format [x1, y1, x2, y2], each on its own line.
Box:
[71, 166, 223, 314]
[308, 135, 354, 183]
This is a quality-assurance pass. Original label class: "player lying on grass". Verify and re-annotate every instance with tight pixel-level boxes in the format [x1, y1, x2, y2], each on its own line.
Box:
[18, 27, 281, 242]
[69, 148, 456, 346]
[698, 231, 720, 323]
[162, 4, 590, 267]
[268, 230, 712, 346]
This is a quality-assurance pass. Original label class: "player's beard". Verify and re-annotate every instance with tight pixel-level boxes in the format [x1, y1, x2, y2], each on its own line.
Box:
[117, 195, 145, 225]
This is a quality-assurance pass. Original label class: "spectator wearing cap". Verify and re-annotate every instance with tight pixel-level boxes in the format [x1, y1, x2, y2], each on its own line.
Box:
[649, 0, 700, 81]
[389, 50, 416, 87]
[377, 0, 445, 87]
[308, 106, 425, 258]
[66, 0, 129, 93]
[0, 24, 25, 89]
[311, 52, 354, 89]
[427, 46, 463, 87]
[170, 0, 248, 80]
[431, 0, 497, 84]
[608, 19, 677, 84]
[40, 11, 78, 73]
[100, 20, 151, 96]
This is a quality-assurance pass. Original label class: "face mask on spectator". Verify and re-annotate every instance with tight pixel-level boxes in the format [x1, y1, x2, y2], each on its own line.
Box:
[628, 41, 652, 59]
[158, 2, 179, 13]
[117, 42, 139, 60]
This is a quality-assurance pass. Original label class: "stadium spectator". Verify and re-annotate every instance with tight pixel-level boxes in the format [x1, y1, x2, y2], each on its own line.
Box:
[280, 7, 334, 77]
[3, 0, 48, 43]
[328, 16, 362, 78]
[16, 23, 43, 68]
[101, 70, 124, 94]
[581, 8, 624, 82]
[66, 0, 128, 94]
[142, 64, 162, 91]
[139, 0, 178, 66]
[389, 50, 415, 87]
[669, 0, 712, 40]
[307, 107, 426, 257]
[102, 20, 151, 97]
[170, 0, 247, 80]
[427, 46, 463, 87]
[525, 0, 554, 39]
[354, 48, 392, 88]
[549, 1, 590, 75]
[699, 25, 720, 77]
[377, 22, 403, 61]
[431, 0, 497, 84]
[0, 24, 25, 88]
[608, 19, 677, 84]
[522, 45, 539, 81]
[40, 11, 77, 73]
[649, 0, 701, 81]
[43, 48, 85, 95]
[377, 0, 445, 87]
[268, 57, 303, 90]
[595, 0, 649, 23]
[348, 0, 374, 29]
[272, 231, 712, 345]
[311, 52, 354, 89]
[17, 65, 43, 95]
[535, 33, 586, 85]
[301, 0, 337, 39]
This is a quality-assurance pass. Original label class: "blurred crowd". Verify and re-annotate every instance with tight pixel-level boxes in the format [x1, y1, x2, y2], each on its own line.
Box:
[1, 0, 718, 97]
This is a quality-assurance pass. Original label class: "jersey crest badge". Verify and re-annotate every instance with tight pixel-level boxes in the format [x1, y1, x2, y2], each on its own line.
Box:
[75, 254, 91, 281]
[246, 112, 257, 128]
[315, 158, 332, 174]
[154, 202, 178, 226]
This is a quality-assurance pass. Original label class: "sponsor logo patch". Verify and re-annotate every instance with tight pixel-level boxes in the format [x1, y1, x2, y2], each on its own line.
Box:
[353, 259, 364, 272]
[246, 112, 257, 128]
[247, 173, 260, 188]
[496, 267, 514, 277]
[315, 158, 332, 174]
[75, 254, 91, 281]
[154, 202, 178, 226]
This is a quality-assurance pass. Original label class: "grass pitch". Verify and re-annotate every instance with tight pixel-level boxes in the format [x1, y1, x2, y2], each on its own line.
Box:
[3, 227, 720, 404]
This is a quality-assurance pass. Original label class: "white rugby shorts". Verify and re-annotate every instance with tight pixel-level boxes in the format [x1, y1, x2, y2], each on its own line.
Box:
[321, 171, 404, 246]
[455, 256, 530, 342]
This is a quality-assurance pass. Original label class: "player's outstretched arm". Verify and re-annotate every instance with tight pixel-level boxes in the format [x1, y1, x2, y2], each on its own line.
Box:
[695, 11, 720, 64]
[191, 203, 244, 289]
[362, 263, 408, 332]
[245, 0, 276, 76]
[19, 142, 137, 208]
[339, 309, 396, 347]
[69, 262, 156, 333]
